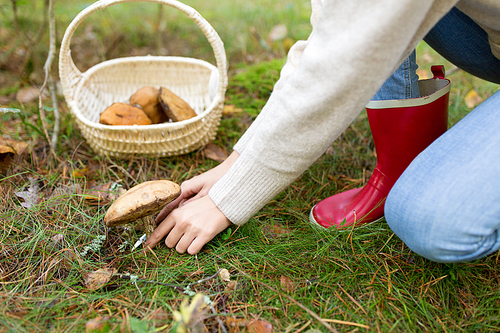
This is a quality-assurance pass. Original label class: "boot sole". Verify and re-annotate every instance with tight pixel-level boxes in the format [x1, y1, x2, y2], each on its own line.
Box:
[308, 205, 384, 232]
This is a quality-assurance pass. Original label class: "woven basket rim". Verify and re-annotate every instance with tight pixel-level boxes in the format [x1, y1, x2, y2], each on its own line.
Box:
[71, 55, 222, 131]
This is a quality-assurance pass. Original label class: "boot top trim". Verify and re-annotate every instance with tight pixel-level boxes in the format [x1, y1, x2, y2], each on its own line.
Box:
[366, 78, 450, 109]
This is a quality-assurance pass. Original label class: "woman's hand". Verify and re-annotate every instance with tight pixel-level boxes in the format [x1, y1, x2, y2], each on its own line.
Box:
[144, 151, 239, 254]
[145, 195, 231, 254]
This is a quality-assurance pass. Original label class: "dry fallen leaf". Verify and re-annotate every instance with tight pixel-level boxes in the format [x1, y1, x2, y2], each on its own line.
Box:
[219, 268, 231, 282]
[224, 281, 238, 293]
[226, 317, 248, 330]
[83, 268, 117, 291]
[248, 319, 273, 333]
[0, 137, 28, 155]
[464, 89, 483, 108]
[203, 143, 228, 163]
[84, 181, 113, 206]
[261, 223, 291, 239]
[47, 183, 81, 199]
[15, 179, 41, 209]
[226, 318, 273, 333]
[85, 316, 110, 332]
[0, 138, 28, 173]
[0, 144, 15, 171]
[16, 86, 47, 104]
[268, 24, 288, 41]
[280, 275, 295, 293]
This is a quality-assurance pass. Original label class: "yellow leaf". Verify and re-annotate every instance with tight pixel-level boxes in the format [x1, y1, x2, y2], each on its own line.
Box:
[282, 37, 295, 54]
[172, 294, 208, 332]
[72, 167, 90, 178]
[223, 104, 243, 115]
[464, 89, 483, 108]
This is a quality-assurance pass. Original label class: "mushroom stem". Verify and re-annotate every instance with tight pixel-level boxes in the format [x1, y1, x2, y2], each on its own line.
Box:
[142, 215, 156, 237]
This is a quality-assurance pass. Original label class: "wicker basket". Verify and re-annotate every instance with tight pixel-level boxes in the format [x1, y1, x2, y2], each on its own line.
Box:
[59, 0, 228, 158]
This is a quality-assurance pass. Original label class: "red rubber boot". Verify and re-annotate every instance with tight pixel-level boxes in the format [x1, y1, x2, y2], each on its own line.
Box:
[310, 66, 450, 229]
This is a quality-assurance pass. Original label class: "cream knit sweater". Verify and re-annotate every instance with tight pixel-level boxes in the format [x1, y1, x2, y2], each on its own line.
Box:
[209, 0, 500, 225]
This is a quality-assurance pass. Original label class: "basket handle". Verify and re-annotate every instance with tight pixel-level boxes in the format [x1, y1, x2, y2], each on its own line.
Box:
[59, 0, 228, 104]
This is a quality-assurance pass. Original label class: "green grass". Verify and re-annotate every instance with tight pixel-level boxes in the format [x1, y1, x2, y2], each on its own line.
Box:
[1, 1, 500, 332]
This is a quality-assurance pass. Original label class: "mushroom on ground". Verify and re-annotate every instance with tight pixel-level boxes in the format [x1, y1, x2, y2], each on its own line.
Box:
[104, 180, 181, 236]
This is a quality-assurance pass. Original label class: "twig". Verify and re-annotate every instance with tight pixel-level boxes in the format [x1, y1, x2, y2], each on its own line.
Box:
[49, 76, 60, 149]
[210, 304, 228, 333]
[38, 0, 59, 156]
[156, 3, 166, 54]
[114, 269, 225, 294]
[115, 273, 185, 292]
[446, 66, 461, 76]
[188, 268, 223, 287]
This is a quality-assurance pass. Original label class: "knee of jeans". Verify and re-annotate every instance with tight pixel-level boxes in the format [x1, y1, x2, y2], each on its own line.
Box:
[385, 184, 459, 263]
[385, 186, 500, 263]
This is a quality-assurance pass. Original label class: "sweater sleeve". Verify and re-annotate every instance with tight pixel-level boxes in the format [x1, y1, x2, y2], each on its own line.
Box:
[210, 0, 457, 225]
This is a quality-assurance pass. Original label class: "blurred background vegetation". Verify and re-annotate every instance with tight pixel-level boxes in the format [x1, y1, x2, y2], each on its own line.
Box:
[0, 0, 311, 88]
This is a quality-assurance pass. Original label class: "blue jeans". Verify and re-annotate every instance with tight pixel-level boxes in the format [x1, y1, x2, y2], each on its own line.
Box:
[379, 7, 500, 262]
[372, 51, 420, 100]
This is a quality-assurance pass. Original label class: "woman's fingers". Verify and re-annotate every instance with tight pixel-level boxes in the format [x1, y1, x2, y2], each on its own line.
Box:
[187, 235, 215, 255]
[146, 196, 231, 255]
[156, 205, 172, 224]
[155, 151, 241, 225]
[145, 214, 176, 248]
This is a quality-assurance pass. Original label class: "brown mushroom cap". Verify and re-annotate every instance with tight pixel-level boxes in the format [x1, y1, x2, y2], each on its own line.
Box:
[99, 103, 153, 126]
[129, 86, 168, 124]
[104, 180, 181, 227]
